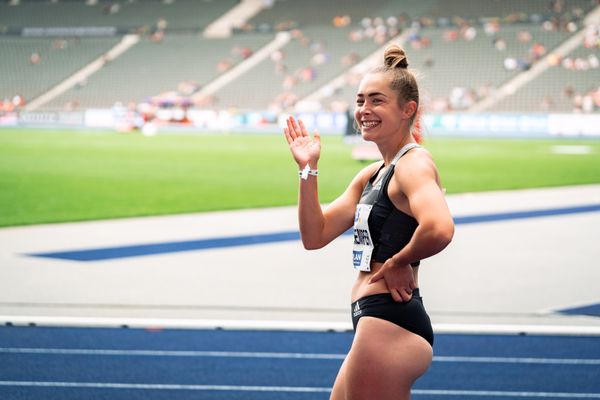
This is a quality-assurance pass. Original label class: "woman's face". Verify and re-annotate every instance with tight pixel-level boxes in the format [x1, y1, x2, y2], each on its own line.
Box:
[354, 72, 413, 143]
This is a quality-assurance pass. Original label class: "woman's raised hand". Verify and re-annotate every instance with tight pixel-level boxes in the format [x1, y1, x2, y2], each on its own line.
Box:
[283, 116, 321, 168]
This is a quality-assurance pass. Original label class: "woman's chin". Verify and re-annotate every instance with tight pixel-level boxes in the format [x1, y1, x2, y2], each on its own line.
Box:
[361, 131, 376, 142]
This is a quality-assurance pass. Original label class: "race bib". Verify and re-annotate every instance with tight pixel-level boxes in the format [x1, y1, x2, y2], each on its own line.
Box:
[353, 204, 374, 272]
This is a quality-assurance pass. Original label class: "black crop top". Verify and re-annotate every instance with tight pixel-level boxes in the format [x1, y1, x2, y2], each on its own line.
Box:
[355, 144, 420, 267]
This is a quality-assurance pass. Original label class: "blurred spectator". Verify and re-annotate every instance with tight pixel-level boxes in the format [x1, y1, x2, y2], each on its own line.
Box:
[270, 49, 285, 63]
[52, 39, 67, 50]
[564, 85, 575, 98]
[150, 30, 164, 43]
[449, 87, 477, 110]
[547, 53, 561, 66]
[102, 3, 120, 15]
[529, 42, 546, 61]
[503, 57, 530, 71]
[341, 52, 361, 67]
[517, 29, 532, 43]
[217, 58, 233, 72]
[300, 66, 316, 82]
[157, 18, 168, 31]
[0, 95, 25, 112]
[461, 25, 477, 41]
[232, 45, 253, 60]
[443, 29, 458, 42]
[503, 57, 518, 70]
[484, 20, 500, 36]
[332, 15, 351, 28]
[29, 52, 41, 65]
[311, 51, 328, 66]
[494, 37, 507, 51]
[583, 24, 599, 48]
[282, 75, 298, 90]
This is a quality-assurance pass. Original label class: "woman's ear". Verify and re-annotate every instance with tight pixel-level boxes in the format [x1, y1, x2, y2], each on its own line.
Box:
[402, 100, 418, 121]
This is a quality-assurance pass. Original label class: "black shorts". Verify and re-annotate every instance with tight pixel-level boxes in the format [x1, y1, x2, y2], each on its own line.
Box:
[351, 289, 434, 346]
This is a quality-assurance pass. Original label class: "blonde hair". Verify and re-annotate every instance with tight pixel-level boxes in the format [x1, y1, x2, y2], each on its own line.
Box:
[372, 44, 419, 126]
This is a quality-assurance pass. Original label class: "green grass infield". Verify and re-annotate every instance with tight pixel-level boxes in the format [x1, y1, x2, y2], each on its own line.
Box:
[1, 128, 599, 226]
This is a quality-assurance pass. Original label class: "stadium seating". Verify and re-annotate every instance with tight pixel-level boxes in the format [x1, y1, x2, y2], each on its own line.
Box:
[1, 0, 597, 114]
[0, 0, 237, 31]
[493, 43, 600, 112]
[43, 33, 273, 109]
[0, 36, 120, 103]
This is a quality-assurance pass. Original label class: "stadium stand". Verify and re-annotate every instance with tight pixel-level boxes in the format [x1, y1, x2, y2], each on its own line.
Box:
[493, 43, 600, 112]
[214, 0, 437, 110]
[43, 33, 273, 109]
[0, 36, 121, 105]
[1, 0, 598, 115]
[0, 0, 237, 31]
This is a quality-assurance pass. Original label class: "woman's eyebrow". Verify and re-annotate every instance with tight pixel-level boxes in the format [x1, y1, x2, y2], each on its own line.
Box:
[356, 92, 388, 98]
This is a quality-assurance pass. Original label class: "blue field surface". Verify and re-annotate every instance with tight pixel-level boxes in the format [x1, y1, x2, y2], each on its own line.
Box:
[559, 303, 600, 317]
[0, 326, 599, 400]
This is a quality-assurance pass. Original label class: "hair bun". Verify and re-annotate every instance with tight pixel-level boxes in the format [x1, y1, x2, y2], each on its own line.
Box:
[383, 44, 408, 69]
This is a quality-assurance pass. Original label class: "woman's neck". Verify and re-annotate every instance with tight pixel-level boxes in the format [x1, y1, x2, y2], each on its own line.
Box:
[378, 136, 415, 165]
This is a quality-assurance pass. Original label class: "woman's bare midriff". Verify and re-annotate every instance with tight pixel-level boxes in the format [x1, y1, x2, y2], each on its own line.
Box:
[351, 262, 420, 302]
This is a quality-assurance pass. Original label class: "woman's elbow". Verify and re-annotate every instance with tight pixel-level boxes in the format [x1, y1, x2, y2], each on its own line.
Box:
[425, 220, 453, 250]
[436, 221, 454, 247]
[301, 237, 326, 250]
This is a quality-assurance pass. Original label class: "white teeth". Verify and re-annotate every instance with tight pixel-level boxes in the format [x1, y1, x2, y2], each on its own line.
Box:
[362, 121, 380, 128]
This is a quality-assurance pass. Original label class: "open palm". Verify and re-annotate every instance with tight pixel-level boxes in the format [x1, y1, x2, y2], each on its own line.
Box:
[283, 116, 321, 167]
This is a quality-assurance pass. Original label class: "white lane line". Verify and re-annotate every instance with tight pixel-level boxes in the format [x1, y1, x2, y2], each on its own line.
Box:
[0, 348, 345, 360]
[434, 356, 600, 365]
[0, 381, 330, 392]
[3, 316, 600, 336]
[2, 348, 600, 365]
[412, 389, 600, 398]
[0, 382, 599, 397]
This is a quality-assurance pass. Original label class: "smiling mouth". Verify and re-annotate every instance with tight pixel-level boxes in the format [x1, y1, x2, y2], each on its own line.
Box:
[361, 120, 381, 129]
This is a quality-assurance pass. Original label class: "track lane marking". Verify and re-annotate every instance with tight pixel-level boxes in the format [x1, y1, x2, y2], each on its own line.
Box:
[2, 348, 600, 364]
[1, 381, 599, 397]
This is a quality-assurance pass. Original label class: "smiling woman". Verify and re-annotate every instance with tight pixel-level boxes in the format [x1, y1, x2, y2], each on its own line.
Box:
[284, 44, 455, 400]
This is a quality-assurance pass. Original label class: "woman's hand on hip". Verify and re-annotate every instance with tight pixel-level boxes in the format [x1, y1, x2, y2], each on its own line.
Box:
[283, 116, 320, 168]
[368, 261, 416, 302]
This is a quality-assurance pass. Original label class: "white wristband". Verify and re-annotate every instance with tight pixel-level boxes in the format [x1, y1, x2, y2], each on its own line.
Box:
[299, 164, 318, 180]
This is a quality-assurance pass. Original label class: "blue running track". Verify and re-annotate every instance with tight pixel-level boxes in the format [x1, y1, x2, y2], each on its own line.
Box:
[0, 326, 599, 400]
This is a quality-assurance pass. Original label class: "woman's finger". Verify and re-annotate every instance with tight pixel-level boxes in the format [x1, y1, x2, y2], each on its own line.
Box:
[283, 127, 293, 144]
[390, 289, 403, 303]
[290, 117, 302, 136]
[286, 117, 297, 140]
[400, 288, 413, 302]
[368, 270, 383, 284]
[313, 129, 321, 144]
[298, 119, 309, 137]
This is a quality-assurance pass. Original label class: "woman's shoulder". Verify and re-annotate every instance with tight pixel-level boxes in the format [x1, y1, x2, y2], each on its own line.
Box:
[394, 147, 439, 182]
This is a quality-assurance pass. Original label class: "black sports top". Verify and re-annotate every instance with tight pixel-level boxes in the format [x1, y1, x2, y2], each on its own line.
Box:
[352, 143, 420, 270]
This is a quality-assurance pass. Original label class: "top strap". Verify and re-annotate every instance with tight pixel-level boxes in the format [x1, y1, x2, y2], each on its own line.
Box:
[391, 143, 421, 165]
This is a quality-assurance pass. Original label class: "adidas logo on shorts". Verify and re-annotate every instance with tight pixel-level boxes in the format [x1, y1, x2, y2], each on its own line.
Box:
[352, 301, 362, 317]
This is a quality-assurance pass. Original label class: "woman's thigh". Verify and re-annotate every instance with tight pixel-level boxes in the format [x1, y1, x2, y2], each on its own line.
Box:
[341, 316, 433, 400]
[330, 356, 348, 400]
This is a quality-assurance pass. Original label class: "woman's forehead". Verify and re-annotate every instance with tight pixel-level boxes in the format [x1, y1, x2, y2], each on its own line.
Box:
[357, 72, 392, 96]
